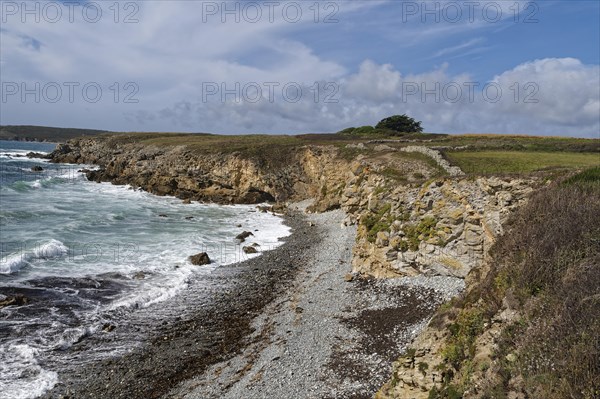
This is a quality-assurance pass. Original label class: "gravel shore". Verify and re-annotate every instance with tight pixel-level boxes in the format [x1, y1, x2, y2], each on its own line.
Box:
[40, 202, 463, 399]
[41, 209, 319, 399]
[168, 202, 464, 399]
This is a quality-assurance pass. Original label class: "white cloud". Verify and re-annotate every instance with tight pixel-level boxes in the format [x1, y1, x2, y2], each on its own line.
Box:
[0, 2, 598, 138]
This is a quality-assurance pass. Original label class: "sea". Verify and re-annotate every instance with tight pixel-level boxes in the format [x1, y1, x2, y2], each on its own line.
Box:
[0, 140, 291, 398]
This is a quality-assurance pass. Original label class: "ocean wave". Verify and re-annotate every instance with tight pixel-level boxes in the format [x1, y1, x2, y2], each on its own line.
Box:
[54, 326, 96, 351]
[0, 253, 32, 274]
[5, 173, 82, 192]
[0, 344, 58, 399]
[0, 151, 31, 158]
[0, 239, 69, 274]
[33, 239, 69, 259]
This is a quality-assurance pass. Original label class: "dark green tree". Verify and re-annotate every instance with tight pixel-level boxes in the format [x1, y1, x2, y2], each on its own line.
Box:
[375, 114, 423, 134]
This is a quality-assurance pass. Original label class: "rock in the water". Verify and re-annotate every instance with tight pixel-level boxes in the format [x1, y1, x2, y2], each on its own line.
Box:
[31, 166, 44, 172]
[26, 152, 48, 159]
[243, 246, 258, 254]
[0, 294, 28, 308]
[189, 252, 211, 265]
[236, 231, 254, 241]
[158, 214, 168, 218]
[133, 271, 146, 280]
[182, 198, 191, 204]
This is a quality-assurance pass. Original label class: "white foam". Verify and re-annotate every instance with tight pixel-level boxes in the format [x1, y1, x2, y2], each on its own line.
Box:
[0, 344, 58, 399]
[0, 240, 69, 274]
[0, 253, 31, 274]
[0, 151, 30, 158]
[54, 326, 96, 351]
[33, 239, 68, 259]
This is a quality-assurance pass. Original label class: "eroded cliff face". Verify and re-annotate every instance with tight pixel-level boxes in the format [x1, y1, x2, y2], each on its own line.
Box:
[340, 174, 535, 278]
[51, 138, 537, 281]
[50, 137, 351, 206]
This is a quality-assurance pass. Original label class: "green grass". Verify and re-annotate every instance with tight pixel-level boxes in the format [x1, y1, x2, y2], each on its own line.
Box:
[361, 204, 393, 243]
[429, 134, 600, 153]
[446, 150, 599, 174]
[561, 166, 600, 188]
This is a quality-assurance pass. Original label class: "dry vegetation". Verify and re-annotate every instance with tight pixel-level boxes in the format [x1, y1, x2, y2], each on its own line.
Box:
[428, 167, 600, 398]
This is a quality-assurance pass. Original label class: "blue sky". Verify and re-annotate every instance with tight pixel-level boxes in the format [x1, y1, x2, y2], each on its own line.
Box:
[1, 0, 599, 137]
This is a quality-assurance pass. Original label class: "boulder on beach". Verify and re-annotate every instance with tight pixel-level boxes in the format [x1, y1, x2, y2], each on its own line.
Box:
[236, 231, 254, 241]
[189, 252, 211, 266]
[243, 246, 258, 254]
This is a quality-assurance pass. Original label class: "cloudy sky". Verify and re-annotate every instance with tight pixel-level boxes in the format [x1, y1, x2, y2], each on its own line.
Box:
[1, 0, 599, 137]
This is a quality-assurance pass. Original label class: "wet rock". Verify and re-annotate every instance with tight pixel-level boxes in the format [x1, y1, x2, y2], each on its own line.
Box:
[189, 252, 211, 266]
[0, 294, 28, 308]
[243, 246, 258, 254]
[236, 231, 254, 241]
[182, 198, 191, 204]
[158, 214, 168, 218]
[271, 203, 287, 213]
[31, 166, 44, 172]
[102, 323, 116, 333]
[133, 271, 146, 280]
[27, 152, 48, 159]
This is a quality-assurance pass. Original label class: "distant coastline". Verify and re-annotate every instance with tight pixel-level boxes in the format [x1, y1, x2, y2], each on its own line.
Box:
[0, 125, 110, 143]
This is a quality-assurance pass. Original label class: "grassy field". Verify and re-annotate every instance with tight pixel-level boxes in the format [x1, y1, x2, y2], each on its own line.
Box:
[446, 150, 600, 174]
[431, 134, 599, 152]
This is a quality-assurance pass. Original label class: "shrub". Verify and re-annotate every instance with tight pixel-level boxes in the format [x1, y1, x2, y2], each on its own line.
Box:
[353, 125, 376, 134]
[375, 114, 423, 134]
[361, 204, 393, 243]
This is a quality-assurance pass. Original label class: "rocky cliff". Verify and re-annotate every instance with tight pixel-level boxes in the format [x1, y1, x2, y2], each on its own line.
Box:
[51, 136, 350, 206]
[50, 136, 537, 280]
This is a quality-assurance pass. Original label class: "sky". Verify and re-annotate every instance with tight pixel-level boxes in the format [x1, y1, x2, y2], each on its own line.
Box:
[1, 0, 599, 137]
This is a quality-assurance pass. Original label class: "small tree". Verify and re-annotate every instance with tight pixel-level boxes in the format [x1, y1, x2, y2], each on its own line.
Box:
[375, 114, 423, 134]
